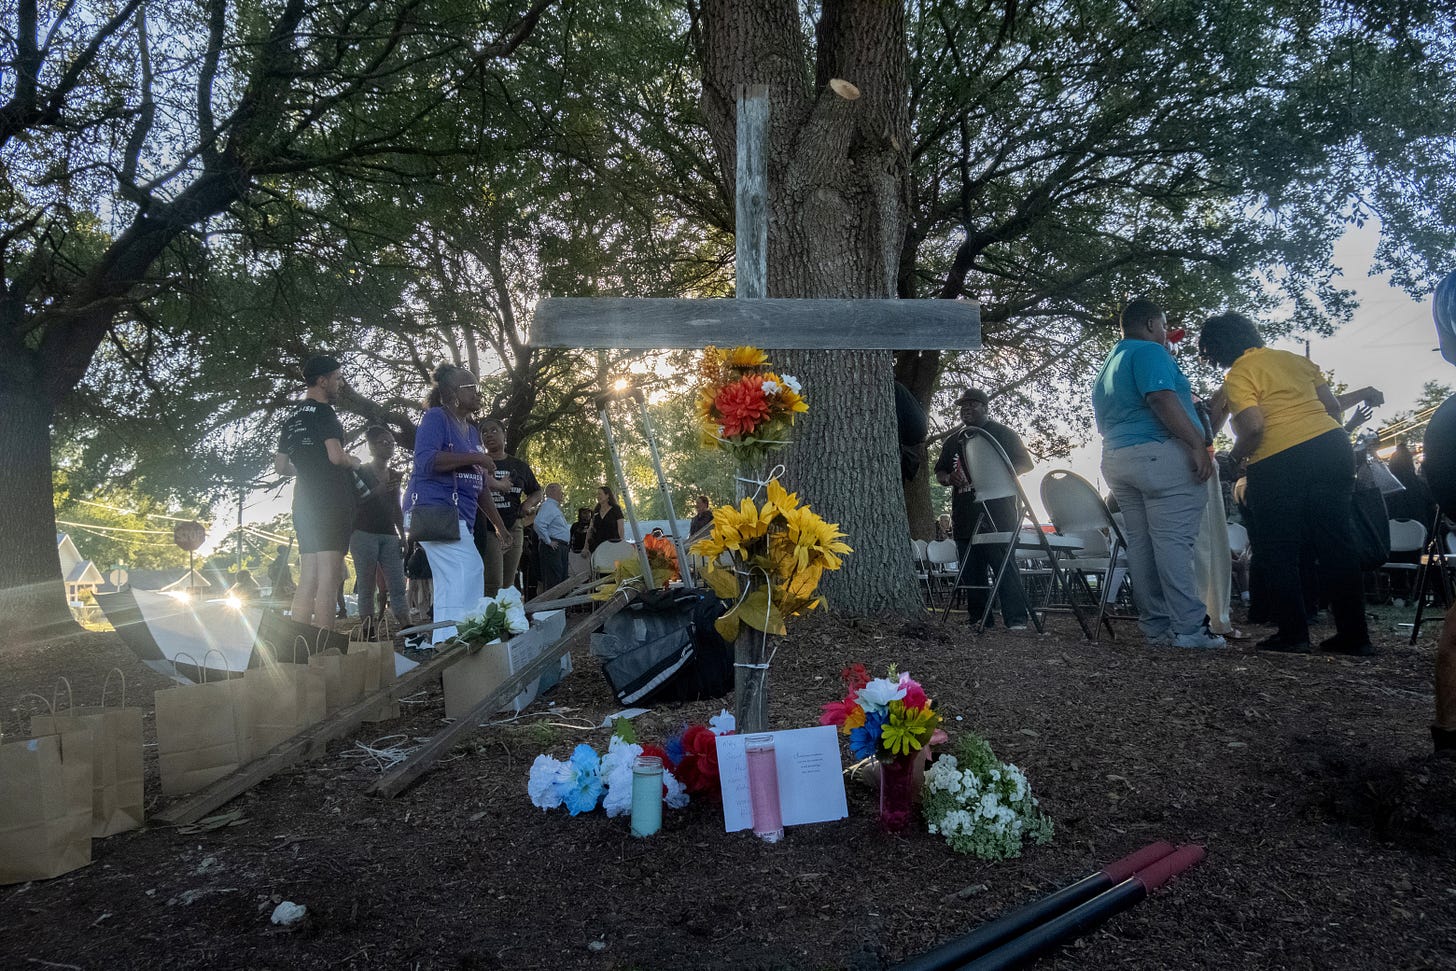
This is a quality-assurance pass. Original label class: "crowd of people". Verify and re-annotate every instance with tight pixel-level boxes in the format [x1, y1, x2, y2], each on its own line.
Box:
[936, 299, 1410, 658]
[269, 357, 710, 648]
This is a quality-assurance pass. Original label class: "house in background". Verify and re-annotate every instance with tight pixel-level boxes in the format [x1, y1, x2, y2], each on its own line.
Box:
[57, 532, 104, 606]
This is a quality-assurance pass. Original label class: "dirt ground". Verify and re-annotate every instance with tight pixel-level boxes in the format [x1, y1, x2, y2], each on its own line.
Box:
[2, 602, 1453, 971]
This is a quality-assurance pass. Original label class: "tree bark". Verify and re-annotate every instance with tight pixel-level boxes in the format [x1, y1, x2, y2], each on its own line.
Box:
[699, 0, 922, 612]
[0, 381, 72, 633]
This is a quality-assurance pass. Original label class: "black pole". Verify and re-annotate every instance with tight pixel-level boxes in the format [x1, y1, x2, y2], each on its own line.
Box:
[891, 842, 1175, 971]
[955, 845, 1206, 971]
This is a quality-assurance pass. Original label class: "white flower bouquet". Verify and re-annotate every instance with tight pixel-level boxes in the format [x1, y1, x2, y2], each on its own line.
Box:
[922, 733, 1054, 860]
[454, 586, 530, 646]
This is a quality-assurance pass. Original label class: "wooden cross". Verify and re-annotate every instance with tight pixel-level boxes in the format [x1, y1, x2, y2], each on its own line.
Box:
[531, 86, 981, 351]
[530, 86, 980, 731]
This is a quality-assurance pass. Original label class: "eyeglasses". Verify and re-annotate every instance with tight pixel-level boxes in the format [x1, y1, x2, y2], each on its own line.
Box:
[456, 383, 477, 392]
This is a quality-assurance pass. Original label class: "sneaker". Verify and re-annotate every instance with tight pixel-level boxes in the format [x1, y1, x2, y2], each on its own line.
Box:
[1146, 631, 1174, 647]
[1006, 622, 1029, 631]
[1172, 630, 1226, 649]
[1256, 633, 1310, 653]
[1318, 635, 1376, 657]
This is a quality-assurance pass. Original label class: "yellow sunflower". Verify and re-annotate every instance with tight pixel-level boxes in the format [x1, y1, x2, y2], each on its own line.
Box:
[722, 345, 770, 369]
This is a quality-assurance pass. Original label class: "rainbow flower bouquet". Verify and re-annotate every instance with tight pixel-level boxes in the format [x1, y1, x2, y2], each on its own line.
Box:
[821, 664, 940, 832]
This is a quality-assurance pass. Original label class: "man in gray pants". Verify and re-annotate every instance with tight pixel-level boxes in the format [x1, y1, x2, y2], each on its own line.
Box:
[349, 425, 410, 636]
[1091, 299, 1224, 649]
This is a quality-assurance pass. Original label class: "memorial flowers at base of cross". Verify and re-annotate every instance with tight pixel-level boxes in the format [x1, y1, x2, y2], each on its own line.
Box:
[526, 711, 736, 815]
[454, 586, 529, 645]
[695, 345, 808, 464]
[691, 479, 852, 640]
[820, 665, 940, 763]
[821, 665, 941, 832]
[922, 733, 1054, 860]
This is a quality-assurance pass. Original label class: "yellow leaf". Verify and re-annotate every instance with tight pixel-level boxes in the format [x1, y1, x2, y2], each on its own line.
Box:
[739, 588, 787, 636]
[703, 563, 740, 600]
[715, 610, 740, 642]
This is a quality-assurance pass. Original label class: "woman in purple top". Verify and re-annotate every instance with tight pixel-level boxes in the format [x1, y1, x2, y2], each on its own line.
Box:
[408, 364, 510, 644]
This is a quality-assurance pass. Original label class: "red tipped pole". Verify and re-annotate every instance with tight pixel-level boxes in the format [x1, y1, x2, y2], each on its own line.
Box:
[954, 845, 1207, 971]
[890, 842, 1177, 971]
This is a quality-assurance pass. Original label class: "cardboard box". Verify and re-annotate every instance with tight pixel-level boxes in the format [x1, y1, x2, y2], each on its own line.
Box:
[441, 610, 569, 719]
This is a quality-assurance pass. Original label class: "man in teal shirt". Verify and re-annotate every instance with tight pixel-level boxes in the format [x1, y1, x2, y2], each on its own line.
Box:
[1092, 298, 1222, 649]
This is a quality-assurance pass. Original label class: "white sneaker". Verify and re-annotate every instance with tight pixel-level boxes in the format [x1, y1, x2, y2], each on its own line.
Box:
[1173, 630, 1226, 649]
[1146, 631, 1173, 647]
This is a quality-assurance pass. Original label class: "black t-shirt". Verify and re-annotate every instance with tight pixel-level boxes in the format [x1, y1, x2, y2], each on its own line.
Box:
[278, 401, 352, 507]
[587, 506, 624, 552]
[353, 464, 403, 535]
[569, 521, 590, 554]
[483, 457, 541, 532]
[933, 420, 1032, 539]
[1423, 395, 1456, 513]
[485, 455, 540, 529]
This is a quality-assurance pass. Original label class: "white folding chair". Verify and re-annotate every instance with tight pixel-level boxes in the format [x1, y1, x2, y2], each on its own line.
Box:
[592, 540, 637, 575]
[1375, 518, 1427, 602]
[939, 431, 1091, 637]
[925, 538, 960, 600]
[911, 539, 938, 607]
[1040, 469, 1130, 642]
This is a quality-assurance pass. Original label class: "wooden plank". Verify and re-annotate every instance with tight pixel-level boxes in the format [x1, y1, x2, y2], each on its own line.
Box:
[736, 84, 769, 301]
[152, 646, 468, 825]
[530, 297, 981, 350]
[370, 593, 633, 798]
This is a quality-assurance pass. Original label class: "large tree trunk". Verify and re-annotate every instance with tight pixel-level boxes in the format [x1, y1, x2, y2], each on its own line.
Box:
[699, 0, 921, 612]
[0, 380, 73, 634]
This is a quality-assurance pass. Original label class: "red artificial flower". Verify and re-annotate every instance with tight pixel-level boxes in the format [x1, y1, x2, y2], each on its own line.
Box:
[841, 663, 871, 693]
[902, 683, 929, 710]
[820, 698, 854, 727]
[714, 375, 773, 438]
[639, 742, 672, 768]
[674, 725, 724, 799]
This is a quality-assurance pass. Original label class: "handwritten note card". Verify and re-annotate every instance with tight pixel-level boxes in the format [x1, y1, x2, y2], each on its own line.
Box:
[716, 725, 848, 832]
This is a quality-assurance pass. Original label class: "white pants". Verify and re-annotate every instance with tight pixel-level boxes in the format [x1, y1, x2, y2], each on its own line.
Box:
[421, 520, 484, 645]
[1193, 469, 1233, 633]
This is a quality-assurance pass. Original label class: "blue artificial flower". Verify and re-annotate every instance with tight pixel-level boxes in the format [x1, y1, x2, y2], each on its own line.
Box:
[561, 744, 603, 815]
[664, 729, 687, 768]
[849, 710, 886, 760]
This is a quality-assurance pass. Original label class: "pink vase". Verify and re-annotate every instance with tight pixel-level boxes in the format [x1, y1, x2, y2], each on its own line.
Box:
[878, 756, 917, 832]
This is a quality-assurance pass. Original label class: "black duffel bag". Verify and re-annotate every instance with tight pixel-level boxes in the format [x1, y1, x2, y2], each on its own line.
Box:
[599, 588, 733, 706]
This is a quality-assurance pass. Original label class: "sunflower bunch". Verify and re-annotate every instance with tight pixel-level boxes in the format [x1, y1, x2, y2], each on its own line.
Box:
[691, 479, 852, 640]
[695, 345, 808, 464]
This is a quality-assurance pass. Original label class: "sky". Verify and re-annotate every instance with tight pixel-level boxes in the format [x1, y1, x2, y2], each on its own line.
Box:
[191, 224, 1449, 555]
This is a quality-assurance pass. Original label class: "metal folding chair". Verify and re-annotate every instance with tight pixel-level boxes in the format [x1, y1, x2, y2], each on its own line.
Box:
[1410, 508, 1455, 643]
[938, 430, 1092, 637]
[911, 539, 938, 608]
[1040, 470, 1132, 642]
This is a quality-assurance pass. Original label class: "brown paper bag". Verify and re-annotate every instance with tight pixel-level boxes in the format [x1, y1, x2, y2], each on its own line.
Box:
[31, 673, 145, 837]
[350, 632, 400, 723]
[155, 652, 251, 796]
[309, 648, 368, 715]
[244, 659, 327, 759]
[0, 726, 94, 884]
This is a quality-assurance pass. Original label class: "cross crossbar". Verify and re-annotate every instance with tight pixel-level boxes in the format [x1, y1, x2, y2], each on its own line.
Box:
[530, 297, 980, 350]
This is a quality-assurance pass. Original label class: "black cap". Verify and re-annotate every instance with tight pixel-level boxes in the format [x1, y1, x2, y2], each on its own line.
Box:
[303, 355, 341, 381]
[957, 387, 990, 405]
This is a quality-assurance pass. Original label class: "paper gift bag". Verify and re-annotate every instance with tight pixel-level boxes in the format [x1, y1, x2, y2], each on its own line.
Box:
[244, 660, 327, 759]
[31, 672, 145, 837]
[0, 727, 94, 884]
[155, 653, 251, 796]
[350, 634, 400, 723]
[308, 648, 369, 715]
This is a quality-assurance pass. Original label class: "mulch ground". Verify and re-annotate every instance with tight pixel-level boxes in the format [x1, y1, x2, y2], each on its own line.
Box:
[1, 603, 1453, 971]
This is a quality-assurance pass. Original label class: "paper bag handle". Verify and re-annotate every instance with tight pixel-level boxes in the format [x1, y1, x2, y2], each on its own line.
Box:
[17, 692, 56, 717]
[171, 650, 232, 683]
[100, 668, 128, 708]
[51, 676, 74, 714]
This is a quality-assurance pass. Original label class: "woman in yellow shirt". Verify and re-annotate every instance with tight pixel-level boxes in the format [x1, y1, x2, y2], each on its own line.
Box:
[1197, 313, 1373, 656]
